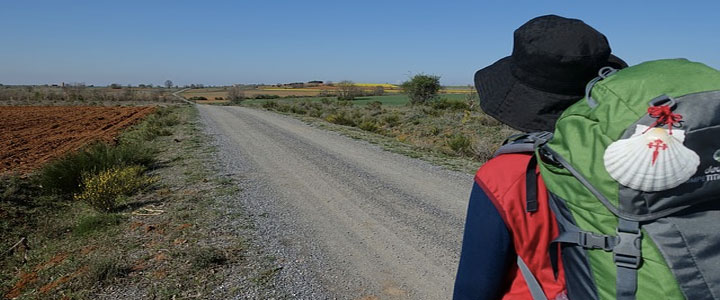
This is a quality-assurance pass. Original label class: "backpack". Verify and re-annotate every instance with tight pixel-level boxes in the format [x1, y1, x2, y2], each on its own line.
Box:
[532, 59, 720, 300]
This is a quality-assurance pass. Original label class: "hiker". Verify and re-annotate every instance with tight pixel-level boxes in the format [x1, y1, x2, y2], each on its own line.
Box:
[453, 15, 627, 300]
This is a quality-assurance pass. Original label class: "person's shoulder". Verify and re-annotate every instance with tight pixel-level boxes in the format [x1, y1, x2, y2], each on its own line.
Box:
[476, 153, 533, 179]
[475, 153, 533, 196]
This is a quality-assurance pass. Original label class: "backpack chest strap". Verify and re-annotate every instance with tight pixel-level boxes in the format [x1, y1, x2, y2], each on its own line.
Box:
[550, 218, 642, 300]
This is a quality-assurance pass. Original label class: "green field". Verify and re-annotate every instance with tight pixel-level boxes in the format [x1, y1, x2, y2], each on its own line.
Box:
[241, 94, 467, 107]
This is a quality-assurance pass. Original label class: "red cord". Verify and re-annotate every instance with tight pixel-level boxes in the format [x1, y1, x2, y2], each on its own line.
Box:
[642, 105, 683, 135]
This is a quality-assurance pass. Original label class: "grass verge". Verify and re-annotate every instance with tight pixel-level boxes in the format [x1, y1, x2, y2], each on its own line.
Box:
[1, 105, 274, 299]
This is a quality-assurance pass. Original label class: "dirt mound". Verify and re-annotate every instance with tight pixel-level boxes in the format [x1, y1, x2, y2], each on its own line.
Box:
[0, 106, 155, 174]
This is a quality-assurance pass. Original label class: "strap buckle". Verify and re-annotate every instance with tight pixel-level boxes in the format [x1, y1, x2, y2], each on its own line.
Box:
[528, 131, 553, 147]
[613, 228, 643, 269]
[579, 232, 615, 251]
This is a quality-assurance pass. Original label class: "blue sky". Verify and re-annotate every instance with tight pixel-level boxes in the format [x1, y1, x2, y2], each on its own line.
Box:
[1, 1, 718, 86]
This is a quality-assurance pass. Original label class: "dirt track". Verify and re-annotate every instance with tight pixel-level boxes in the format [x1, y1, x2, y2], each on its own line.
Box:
[0, 106, 154, 174]
[199, 105, 472, 299]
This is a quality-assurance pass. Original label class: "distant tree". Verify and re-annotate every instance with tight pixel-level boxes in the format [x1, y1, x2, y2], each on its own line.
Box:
[227, 86, 245, 103]
[164, 80, 173, 89]
[110, 83, 122, 89]
[401, 74, 441, 105]
[337, 80, 360, 100]
[373, 85, 385, 96]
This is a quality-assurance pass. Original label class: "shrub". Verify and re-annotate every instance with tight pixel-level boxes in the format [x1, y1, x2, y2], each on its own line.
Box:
[122, 109, 179, 141]
[262, 100, 279, 109]
[421, 106, 441, 117]
[276, 103, 291, 112]
[401, 74, 441, 105]
[337, 80, 360, 100]
[325, 111, 356, 126]
[373, 86, 385, 96]
[74, 165, 156, 212]
[1, 175, 23, 202]
[430, 99, 470, 110]
[188, 96, 207, 100]
[446, 134, 473, 156]
[253, 94, 280, 99]
[366, 101, 382, 111]
[430, 126, 442, 136]
[358, 120, 380, 132]
[308, 109, 322, 118]
[38, 142, 155, 196]
[290, 105, 307, 115]
[227, 86, 245, 103]
[383, 114, 401, 127]
[214, 97, 224, 100]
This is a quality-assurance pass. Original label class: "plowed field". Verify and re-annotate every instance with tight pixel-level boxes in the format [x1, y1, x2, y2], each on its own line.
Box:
[1, 106, 155, 174]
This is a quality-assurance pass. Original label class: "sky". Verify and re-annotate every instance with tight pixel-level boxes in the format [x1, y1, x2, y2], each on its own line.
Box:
[1, 1, 719, 86]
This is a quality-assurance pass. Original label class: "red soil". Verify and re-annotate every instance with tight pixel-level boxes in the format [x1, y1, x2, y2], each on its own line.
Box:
[0, 106, 155, 174]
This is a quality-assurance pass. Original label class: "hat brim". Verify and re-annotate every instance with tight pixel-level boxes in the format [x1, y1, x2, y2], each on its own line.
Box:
[475, 55, 627, 132]
[607, 54, 628, 69]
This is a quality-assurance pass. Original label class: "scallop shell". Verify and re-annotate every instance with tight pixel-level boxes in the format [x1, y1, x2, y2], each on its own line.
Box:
[603, 125, 699, 192]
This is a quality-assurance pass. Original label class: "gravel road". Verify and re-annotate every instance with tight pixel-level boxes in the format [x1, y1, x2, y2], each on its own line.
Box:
[198, 105, 473, 300]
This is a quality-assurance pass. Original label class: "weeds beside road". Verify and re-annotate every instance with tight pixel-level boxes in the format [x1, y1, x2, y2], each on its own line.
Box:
[243, 97, 518, 173]
[1, 105, 274, 299]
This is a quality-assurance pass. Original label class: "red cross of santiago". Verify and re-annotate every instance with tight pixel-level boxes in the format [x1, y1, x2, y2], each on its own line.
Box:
[647, 139, 668, 165]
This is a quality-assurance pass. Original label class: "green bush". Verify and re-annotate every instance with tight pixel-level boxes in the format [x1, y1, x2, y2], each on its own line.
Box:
[446, 134, 473, 156]
[253, 94, 280, 99]
[290, 105, 307, 115]
[276, 103, 292, 112]
[358, 120, 380, 132]
[325, 111, 356, 126]
[421, 106, 441, 117]
[366, 101, 383, 111]
[401, 74, 441, 105]
[262, 100, 279, 109]
[121, 107, 180, 142]
[188, 96, 207, 100]
[383, 114, 401, 127]
[74, 165, 156, 212]
[38, 142, 155, 196]
[308, 109, 322, 118]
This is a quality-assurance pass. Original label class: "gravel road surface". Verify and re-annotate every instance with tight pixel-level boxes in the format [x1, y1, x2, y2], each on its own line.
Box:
[199, 105, 473, 299]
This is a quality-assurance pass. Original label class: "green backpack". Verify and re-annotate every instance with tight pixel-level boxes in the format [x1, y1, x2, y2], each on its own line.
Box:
[536, 59, 720, 300]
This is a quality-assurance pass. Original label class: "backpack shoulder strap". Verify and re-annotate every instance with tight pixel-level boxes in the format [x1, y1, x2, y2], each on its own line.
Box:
[493, 131, 553, 213]
[494, 131, 554, 157]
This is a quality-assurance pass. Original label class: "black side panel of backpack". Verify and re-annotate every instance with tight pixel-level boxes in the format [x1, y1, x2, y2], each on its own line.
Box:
[548, 192, 599, 300]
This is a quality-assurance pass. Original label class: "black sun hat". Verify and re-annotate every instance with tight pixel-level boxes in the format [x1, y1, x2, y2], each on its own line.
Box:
[475, 15, 627, 132]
